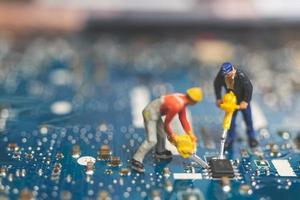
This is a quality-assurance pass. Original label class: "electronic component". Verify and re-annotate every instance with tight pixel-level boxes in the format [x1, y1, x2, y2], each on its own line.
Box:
[119, 168, 131, 176]
[108, 156, 121, 167]
[85, 161, 95, 175]
[220, 176, 231, 192]
[97, 191, 111, 200]
[162, 167, 170, 178]
[72, 145, 81, 159]
[7, 143, 19, 152]
[272, 160, 296, 177]
[0, 167, 6, 177]
[209, 159, 234, 178]
[19, 188, 33, 200]
[151, 190, 161, 200]
[98, 145, 111, 161]
[254, 160, 270, 169]
[173, 173, 202, 180]
[239, 185, 252, 195]
[164, 180, 173, 192]
[51, 163, 62, 180]
[60, 190, 72, 200]
[265, 168, 270, 176]
[25, 153, 33, 159]
[77, 156, 96, 166]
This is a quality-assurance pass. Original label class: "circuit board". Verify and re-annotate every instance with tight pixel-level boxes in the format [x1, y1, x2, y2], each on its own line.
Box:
[0, 31, 300, 200]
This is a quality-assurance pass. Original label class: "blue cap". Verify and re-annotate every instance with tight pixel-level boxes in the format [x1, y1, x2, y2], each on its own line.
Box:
[220, 62, 233, 76]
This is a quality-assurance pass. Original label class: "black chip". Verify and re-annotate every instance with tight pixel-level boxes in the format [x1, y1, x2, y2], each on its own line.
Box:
[209, 159, 234, 178]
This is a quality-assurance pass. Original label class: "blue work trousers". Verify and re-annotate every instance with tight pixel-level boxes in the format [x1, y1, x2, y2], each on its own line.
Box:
[227, 104, 255, 141]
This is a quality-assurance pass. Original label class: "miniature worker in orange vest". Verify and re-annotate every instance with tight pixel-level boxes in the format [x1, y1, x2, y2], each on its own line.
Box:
[131, 87, 202, 173]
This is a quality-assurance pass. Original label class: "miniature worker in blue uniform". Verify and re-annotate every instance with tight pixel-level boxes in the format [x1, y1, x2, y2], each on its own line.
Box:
[214, 62, 258, 148]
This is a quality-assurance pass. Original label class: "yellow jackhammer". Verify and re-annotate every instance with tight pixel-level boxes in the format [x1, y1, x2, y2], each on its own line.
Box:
[219, 91, 239, 159]
[172, 134, 209, 169]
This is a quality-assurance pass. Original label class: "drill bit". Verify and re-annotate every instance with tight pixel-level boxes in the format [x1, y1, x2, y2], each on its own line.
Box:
[190, 153, 209, 169]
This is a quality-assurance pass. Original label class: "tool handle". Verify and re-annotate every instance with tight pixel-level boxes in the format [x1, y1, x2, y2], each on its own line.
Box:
[219, 129, 228, 159]
[190, 154, 209, 169]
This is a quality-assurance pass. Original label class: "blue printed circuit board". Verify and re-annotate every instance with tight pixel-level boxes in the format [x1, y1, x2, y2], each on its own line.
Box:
[0, 32, 299, 200]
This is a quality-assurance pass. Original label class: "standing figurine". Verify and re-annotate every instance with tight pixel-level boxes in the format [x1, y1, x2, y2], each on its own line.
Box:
[131, 87, 202, 173]
[214, 62, 258, 149]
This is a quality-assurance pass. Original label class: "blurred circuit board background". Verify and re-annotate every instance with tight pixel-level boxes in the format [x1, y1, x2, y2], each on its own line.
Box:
[1, 0, 300, 200]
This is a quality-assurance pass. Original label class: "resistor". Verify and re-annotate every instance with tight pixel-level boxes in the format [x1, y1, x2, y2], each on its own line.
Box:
[85, 161, 94, 175]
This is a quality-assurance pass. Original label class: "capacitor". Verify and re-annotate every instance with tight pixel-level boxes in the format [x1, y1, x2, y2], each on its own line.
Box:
[119, 168, 131, 176]
[220, 176, 231, 192]
[7, 143, 19, 151]
[255, 169, 260, 176]
[109, 156, 121, 167]
[25, 153, 33, 159]
[151, 190, 161, 200]
[8, 173, 13, 182]
[19, 188, 33, 200]
[164, 180, 173, 192]
[269, 143, 279, 157]
[0, 167, 6, 177]
[52, 163, 62, 178]
[162, 168, 170, 178]
[265, 168, 270, 176]
[72, 145, 81, 158]
[239, 184, 253, 195]
[60, 190, 72, 200]
[97, 191, 111, 200]
[98, 145, 111, 161]
[16, 169, 21, 177]
[21, 169, 26, 177]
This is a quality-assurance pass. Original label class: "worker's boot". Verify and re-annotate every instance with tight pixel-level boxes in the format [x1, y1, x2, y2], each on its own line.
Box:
[155, 150, 172, 160]
[249, 137, 258, 148]
[131, 159, 145, 173]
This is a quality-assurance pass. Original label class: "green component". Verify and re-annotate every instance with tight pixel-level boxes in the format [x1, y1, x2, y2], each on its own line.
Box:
[254, 160, 270, 169]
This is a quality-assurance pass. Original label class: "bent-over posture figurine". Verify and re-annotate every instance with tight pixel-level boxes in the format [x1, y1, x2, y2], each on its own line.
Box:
[131, 87, 202, 172]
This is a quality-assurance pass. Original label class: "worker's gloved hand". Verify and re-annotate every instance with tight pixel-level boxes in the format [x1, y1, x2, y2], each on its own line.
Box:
[186, 131, 197, 143]
[167, 134, 178, 146]
[239, 101, 248, 109]
[189, 134, 197, 143]
[216, 99, 223, 107]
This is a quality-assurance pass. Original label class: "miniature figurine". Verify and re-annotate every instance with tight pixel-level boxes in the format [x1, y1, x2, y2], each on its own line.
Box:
[131, 87, 202, 173]
[214, 62, 258, 149]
